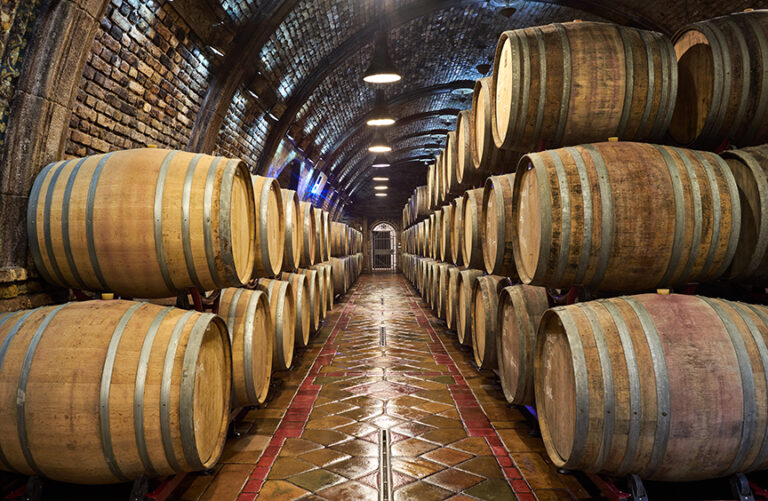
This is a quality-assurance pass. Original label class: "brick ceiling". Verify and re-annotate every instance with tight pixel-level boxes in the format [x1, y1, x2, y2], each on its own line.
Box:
[217, 0, 755, 221]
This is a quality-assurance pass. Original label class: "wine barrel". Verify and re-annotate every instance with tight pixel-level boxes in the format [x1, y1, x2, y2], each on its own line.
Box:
[536, 293, 768, 481]
[414, 185, 430, 220]
[312, 263, 333, 311]
[512, 142, 740, 291]
[281, 189, 301, 272]
[451, 196, 465, 266]
[27, 149, 256, 297]
[0, 300, 230, 483]
[252, 175, 284, 278]
[440, 205, 453, 263]
[471, 275, 512, 369]
[472, 77, 520, 178]
[436, 263, 453, 320]
[280, 272, 312, 347]
[427, 162, 437, 210]
[455, 110, 478, 190]
[331, 222, 349, 257]
[330, 257, 348, 296]
[670, 11, 768, 148]
[220, 288, 272, 406]
[456, 269, 483, 346]
[483, 174, 518, 277]
[496, 285, 548, 405]
[423, 261, 433, 303]
[445, 131, 459, 195]
[722, 145, 768, 281]
[445, 266, 464, 330]
[314, 208, 329, 263]
[462, 188, 485, 269]
[428, 213, 436, 259]
[299, 202, 316, 268]
[322, 211, 331, 261]
[299, 268, 323, 330]
[256, 278, 295, 370]
[492, 21, 677, 152]
[323, 263, 334, 310]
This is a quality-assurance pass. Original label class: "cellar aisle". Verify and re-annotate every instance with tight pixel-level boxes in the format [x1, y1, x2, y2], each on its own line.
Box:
[176, 273, 591, 501]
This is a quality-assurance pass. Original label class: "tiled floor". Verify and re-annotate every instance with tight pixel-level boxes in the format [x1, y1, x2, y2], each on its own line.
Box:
[174, 273, 592, 501]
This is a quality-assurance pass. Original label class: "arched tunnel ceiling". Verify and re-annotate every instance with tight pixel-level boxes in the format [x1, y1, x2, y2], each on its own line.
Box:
[212, 0, 755, 220]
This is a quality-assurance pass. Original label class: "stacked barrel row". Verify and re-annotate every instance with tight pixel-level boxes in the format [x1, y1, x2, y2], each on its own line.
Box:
[11, 148, 362, 485]
[404, 10, 768, 483]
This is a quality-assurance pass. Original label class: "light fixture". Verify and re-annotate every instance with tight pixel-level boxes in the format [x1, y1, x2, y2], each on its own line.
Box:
[246, 89, 259, 99]
[207, 45, 225, 57]
[375, 193, 388, 197]
[368, 129, 391, 153]
[373, 177, 389, 181]
[451, 87, 474, 96]
[374, 186, 388, 190]
[363, 31, 401, 84]
[371, 153, 391, 167]
[366, 90, 396, 126]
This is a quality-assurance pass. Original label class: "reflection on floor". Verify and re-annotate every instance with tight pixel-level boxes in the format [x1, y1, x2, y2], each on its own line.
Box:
[175, 273, 592, 500]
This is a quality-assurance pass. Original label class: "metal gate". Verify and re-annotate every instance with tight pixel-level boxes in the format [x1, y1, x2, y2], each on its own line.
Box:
[372, 224, 396, 270]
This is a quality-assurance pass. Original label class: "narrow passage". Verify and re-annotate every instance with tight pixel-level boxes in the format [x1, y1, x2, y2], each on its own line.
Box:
[178, 274, 590, 501]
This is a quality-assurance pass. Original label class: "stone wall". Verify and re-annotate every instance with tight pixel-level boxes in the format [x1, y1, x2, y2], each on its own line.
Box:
[65, 0, 211, 157]
[0, 0, 43, 149]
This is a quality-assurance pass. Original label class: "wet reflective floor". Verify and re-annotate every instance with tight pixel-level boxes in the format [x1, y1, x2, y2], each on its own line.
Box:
[175, 273, 592, 500]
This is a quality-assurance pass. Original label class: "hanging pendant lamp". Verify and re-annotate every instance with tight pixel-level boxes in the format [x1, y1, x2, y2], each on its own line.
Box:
[369, 129, 392, 153]
[364, 31, 401, 84]
[366, 90, 396, 126]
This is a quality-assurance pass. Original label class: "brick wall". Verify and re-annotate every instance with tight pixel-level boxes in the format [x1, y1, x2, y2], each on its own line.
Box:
[213, 89, 269, 166]
[65, 0, 211, 157]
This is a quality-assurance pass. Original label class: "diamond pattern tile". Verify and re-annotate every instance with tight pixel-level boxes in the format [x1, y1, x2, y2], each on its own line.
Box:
[172, 274, 593, 500]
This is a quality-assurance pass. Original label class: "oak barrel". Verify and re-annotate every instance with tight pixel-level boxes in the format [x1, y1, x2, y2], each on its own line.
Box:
[471, 275, 511, 369]
[512, 142, 740, 291]
[472, 77, 520, 177]
[450, 196, 465, 266]
[496, 285, 548, 405]
[445, 131, 459, 195]
[281, 272, 312, 347]
[299, 202, 316, 268]
[455, 110, 479, 189]
[456, 269, 483, 346]
[322, 211, 331, 262]
[0, 300, 230, 483]
[436, 263, 453, 320]
[220, 288, 272, 406]
[536, 293, 768, 480]
[330, 257, 348, 296]
[440, 205, 453, 263]
[492, 21, 677, 152]
[462, 188, 486, 269]
[299, 268, 323, 330]
[722, 145, 768, 281]
[251, 175, 285, 278]
[27, 149, 256, 297]
[281, 189, 302, 272]
[483, 174, 518, 278]
[670, 10, 768, 148]
[256, 278, 295, 370]
[445, 266, 465, 331]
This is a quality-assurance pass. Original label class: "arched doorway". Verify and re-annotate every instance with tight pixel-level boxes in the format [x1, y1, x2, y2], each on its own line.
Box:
[371, 222, 397, 271]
